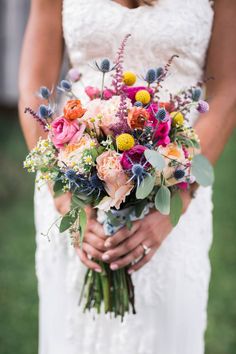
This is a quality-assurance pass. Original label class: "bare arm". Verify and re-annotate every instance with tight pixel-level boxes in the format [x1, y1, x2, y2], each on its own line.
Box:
[18, 0, 64, 150]
[195, 0, 236, 163]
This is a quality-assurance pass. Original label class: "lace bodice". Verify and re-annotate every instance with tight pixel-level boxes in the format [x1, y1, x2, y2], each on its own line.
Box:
[35, 2, 214, 354]
[63, 0, 214, 104]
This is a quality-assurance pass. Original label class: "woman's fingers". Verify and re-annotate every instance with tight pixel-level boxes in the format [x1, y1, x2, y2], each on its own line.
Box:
[102, 230, 145, 262]
[104, 222, 141, 249]
[84, 232, 106, 252]
[109, 244, 144, 270]
[82, 242, 103, 261]
[88, 220, 106, 239]
[76, 248, 102, 272]
[127, 249, 155, 273]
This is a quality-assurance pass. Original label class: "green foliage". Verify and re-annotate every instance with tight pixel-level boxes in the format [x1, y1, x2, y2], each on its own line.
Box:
[53, 178, 65, 197]
[144, 149, 165, 170]
[136, 174, 155, 199]
[78, 208, 87, 246]
[192, 154, 214, 187]
[155, 185, 171, 215]
[170, 191, 183, 226]
[59, 209, 79, 233]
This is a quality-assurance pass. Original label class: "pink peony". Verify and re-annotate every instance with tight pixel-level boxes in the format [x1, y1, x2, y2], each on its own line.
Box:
[85, 86, 101, 100]
[96, 150, 133, 209]
[120, 145, 147, 170]
[50, 116, 85, 149]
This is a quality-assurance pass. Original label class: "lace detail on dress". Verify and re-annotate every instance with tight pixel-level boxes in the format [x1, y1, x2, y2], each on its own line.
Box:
[35, 1, 214, 353]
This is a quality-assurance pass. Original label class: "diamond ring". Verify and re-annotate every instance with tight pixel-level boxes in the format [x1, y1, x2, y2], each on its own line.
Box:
[141, 243, 151, 256]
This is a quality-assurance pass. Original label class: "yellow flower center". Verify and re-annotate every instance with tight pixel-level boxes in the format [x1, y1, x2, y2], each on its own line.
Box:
[116, 133, 135, 151]
[135, 90, 151, 105]
[123, 71, 137, 86]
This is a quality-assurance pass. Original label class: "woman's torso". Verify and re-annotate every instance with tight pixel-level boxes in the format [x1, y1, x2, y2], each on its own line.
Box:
[62, 0, 214, 111]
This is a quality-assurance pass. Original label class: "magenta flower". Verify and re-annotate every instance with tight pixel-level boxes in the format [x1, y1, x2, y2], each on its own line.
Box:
[123, 86, 153, 103]
[85, 86, 101, 100]
[50, 116, 85, 149]
[120, 145, 147, 170]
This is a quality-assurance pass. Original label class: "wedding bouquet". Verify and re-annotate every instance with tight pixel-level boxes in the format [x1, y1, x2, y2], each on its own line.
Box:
[24, 34, 214, 319]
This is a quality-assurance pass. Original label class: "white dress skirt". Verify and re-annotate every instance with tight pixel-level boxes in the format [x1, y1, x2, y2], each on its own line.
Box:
[35, 0, 215, 353]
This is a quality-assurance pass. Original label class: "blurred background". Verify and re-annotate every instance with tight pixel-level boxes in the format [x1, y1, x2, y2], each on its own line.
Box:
[0, 1, 235, 353]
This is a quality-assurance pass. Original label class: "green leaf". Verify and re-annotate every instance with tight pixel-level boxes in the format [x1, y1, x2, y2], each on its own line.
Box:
[53, 179, 65, 197]
[59, 210, 78, 233]
[170, 192, 183, 226]
[134, 200, 147, 218]
[155, 185, 171, 215]
[136, 174, 155, 199]
[79, 208, 87, 246]
[191, 154, 214, 187]
[144, 149, 165, 171]
[126, 219, 133, 230]
[71, 195, 86, 209]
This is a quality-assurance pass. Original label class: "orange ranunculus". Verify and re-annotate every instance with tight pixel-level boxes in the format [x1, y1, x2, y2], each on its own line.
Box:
[127, 107, 150, 130]
[64, 99, 86, 120]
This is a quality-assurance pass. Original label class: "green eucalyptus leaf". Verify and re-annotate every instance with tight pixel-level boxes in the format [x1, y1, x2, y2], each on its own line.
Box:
[144, 149, 165, 171]
[191, 154, 214, 187]
[59, 209, 78, 233]
[136, 174, 155, 200]
[71, 195, 86, 209]
[170, 192, 183, 226]
[155, 185, 171, 215]
[79, 208, 87, 246]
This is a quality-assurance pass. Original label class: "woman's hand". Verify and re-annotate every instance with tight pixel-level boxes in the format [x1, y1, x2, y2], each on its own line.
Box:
[102, 190, 192, 273]
[54, 192, 72, 215]
[76, 219, 107, 273]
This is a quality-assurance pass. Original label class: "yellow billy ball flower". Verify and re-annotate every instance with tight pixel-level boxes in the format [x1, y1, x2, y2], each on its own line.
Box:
[123, 71, 137, 86]
[171, 111, 184, 126]
[116, 133, 135, 151]
[135, 90, 151, 105]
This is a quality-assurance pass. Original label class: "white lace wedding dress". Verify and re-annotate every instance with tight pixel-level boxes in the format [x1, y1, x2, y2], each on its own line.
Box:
[34, 1, 214, 353]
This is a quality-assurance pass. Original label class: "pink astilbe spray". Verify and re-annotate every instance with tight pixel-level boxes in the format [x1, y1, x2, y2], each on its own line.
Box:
[112, 34, 131, 95]
[110, 92, 131, 135]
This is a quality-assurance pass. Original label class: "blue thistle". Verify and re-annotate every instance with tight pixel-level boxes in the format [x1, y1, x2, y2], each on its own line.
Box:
[174, 169, 185, 180]
[131, 164, 148, 186]
[60, 80, 72, 91]
[134, 101, 143, 107]
[192, 88, 202, 101]
[65, 169, 77, 181]
[156, 67, 164, 79]
[95, 58, 113, 73]
[89, 174, 104, 190]
[145, 69, 157, 84]
[39, 86, 51, 99]
[155, 108, 166, 121]
[39, 104, 53, 119]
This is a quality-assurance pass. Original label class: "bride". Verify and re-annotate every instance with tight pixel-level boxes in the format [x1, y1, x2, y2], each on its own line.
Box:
[18, 0, 236, 353]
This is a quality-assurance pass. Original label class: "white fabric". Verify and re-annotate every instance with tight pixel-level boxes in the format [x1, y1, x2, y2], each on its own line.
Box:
[35, 1, 214, 353]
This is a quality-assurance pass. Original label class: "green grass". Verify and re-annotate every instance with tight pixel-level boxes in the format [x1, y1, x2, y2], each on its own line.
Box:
[0, 110, 235, 354]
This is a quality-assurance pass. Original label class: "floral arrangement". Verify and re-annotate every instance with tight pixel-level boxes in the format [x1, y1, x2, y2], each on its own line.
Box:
[24, 34, 214, 319]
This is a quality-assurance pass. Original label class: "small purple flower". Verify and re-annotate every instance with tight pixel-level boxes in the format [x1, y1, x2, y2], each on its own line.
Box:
[68, 68, 81, 82]
[197, 100, 209, 113]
